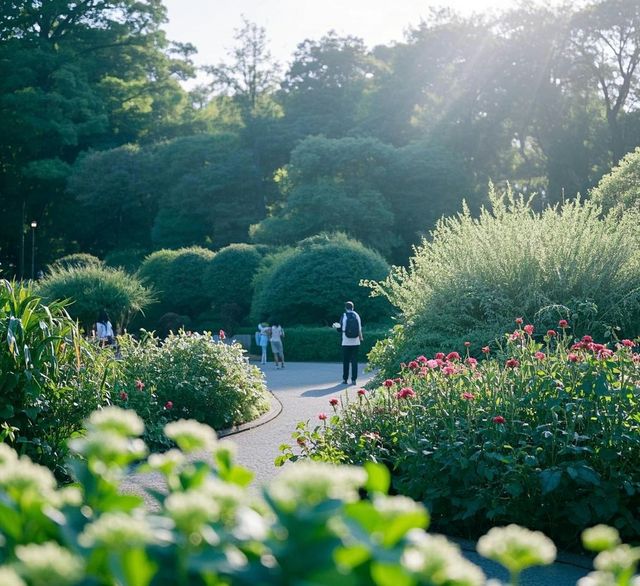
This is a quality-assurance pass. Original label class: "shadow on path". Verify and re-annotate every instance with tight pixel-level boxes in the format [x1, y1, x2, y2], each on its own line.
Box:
[301, 383, 347, 397]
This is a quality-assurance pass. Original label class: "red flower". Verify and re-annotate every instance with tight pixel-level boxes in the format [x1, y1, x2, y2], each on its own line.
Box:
[633, 353, 640, 363]
[120, 391, 128, 401]
[515, 317, 523, 325]
[492, 415, 506, 424]
[135, 379, 145, 391]
[534, 351, 546, 360]
[396, 387, 416, 399]
[416, 355, 428, 364]
[446, 351, 460, 362]
[383, 379, 395, 388]
[408, 360, 419, 370]
[509, 330, 523, 341]
[524, 324, 534, 335]
[621, 339, 634, 348]
[558, 319, 569, 328]
[462, 392, 475, 400]
[165, 401, 173, 409]
[465, 357, 478, 368]
[464, 341, 471, 347]
[546, 330, 557, 337]
[219, 329, 226, 340]
[581, 335, 593, 344]
[357, 388, 366, 397]
[481, 346, 490, 354]
[435, 352, 445, 360]
[505, 358, 520, 368]
[318, 412, 328, 421]
[426, 359, 439, 369]
[442, 365, 456, 376]
[329, 397, 339, 407]
[567, 353, 580, 363]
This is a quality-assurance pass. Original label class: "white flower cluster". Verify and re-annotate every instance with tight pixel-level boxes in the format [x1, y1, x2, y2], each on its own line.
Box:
[582, 525, 622, 552]
[402, 531, 485, 585]
[88, 406, 144, 437]
[594, 544, 640, 575]
[164, 419, 218, 453]
[15, 542, 84, 586]
[0, 452, 57, 504]
[477, 524, 556, 573]
[268, 462, 367, 509]
[165, 489, 221, 534]
[0, 567, 26, 586]
[79, 512, 159, 549]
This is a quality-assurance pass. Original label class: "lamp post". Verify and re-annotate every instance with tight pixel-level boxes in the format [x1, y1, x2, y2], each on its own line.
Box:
[30, 220, 37, 280]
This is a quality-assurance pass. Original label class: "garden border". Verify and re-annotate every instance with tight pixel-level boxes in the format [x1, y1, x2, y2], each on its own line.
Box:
[217, 390, 283, 438]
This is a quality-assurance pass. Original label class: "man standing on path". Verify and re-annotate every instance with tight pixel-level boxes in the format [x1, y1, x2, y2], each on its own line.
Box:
[336, 301, 363, 385]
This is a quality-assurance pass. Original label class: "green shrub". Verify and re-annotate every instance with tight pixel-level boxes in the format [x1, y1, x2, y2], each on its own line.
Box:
[590, 146, 640, 213]
[251, 233, 392, 325]
[367, 191, 640, 377]
[48, 253, 103, 272]
[37, 265, 153, 332]
[0, 280, 108, 474]
[103, 248, 147, 273]
[137, 246, 215, 324]
[281, 324, 640, 548]
[114, 331, 269, 432]
[0, 407, 636, 586]
[245, 326, 391, 362]
[202, 243, 264, 328]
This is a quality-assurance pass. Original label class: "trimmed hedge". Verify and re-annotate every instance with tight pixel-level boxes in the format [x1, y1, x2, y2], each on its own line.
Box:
[239, 325, 391, 362]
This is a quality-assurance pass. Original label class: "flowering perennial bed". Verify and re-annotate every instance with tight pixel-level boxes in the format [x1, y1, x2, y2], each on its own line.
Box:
[279, 321, 640, 548]
[0, 407, 638, 585]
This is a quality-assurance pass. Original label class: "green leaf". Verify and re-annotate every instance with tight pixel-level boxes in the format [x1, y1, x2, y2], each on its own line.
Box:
[365, 462, 390, 495]
[371, 562, 413, 586]
[116, 548, 157, 586]
[540, 469, 562, 494]
[334, 544, 371, 569]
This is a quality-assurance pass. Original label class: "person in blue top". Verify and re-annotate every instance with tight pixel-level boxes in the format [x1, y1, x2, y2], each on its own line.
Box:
[334, 301, 363, 385]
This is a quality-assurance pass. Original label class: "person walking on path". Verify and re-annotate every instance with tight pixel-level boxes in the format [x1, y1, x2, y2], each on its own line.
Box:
[270, 321, 285, 369]
[258, 323, 270, 364]
[335, 301, 363, 385]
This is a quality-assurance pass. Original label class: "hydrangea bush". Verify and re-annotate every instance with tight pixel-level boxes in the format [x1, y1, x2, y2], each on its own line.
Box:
[279, 321, 640, 548]
[1, 407, 637, 586]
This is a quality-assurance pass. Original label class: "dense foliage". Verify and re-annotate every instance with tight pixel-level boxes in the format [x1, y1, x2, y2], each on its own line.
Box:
[280, 325, 640, 548]
[3, 0, 640, 272]
[590, 146, 640, 212]
[137, 247, 215, 326]
[2, 406, 637, 586]
[367, 193, 640, 376]
[48, 253, 103, 272]
[37, 265, 153, 332]
[0, 281, 107, 474]
[251, 234, 391, 325]
[202, 243, 264, 328]
[113, 331, 269, 435]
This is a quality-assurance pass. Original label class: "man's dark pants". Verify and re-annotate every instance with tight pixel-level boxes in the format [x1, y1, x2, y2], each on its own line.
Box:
[342, 345, 359, 383]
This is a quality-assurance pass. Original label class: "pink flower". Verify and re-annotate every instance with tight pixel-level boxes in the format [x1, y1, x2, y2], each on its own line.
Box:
[464, 341, 471, 347]
[515, 317, 523, 325]
[219, 329, 226, 340]
[558, 319, 569, 328]
[534, 351, 546, 361]
[165, 401, 173, 409]
[396, 387, 416, 399]
[509, 330, 523, 341]
[318, 412, 327, 421]
[581, 335, 593, 344]
[598, 348, 614, 359]
[446, 351, 460, 362]
[621, 339, 634, 348]
[417, 355, 428, 364]
[120, 391, 128, 401]
[329, 397, 339, 407]
[435, 352, 445, 360]
[492, 415, 506, 424]
[357, 388, 366, 397]
[135, 379, 145, 391]
[546, 330, 557, 337]
[505, 358, 520, 368]
[462, 392, 475, 400]
[481, 346, 490, 354]
[465, 357, 478, 368]
[383, 379, 395, 388]
[408, 360, 419, 370]
[524, 324, 534, 335]
[567, 353, 580, 363]
[442, 365, 456, 376]
[633, 353, 640, 363]
[426, 359, 439, 369]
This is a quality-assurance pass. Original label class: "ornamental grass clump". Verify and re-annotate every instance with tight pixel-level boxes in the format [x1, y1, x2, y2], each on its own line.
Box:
[367, 189, 640, 377]
[2, 406, 636, 585]
[280, 321, 640, 548]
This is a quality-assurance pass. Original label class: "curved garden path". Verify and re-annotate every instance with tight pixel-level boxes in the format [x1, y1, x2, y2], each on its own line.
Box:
[124, 360, 591, 585]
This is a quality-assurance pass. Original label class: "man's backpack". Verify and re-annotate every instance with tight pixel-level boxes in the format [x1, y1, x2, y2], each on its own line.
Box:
[344, 311, 360, 338]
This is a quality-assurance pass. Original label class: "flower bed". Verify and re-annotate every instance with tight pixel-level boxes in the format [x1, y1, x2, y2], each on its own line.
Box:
[0, 407, 637, 585]
[279, 321, 640, 548]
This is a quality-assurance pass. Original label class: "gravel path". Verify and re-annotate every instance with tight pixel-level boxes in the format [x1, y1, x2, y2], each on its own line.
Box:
[124, 360, 591, 585]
